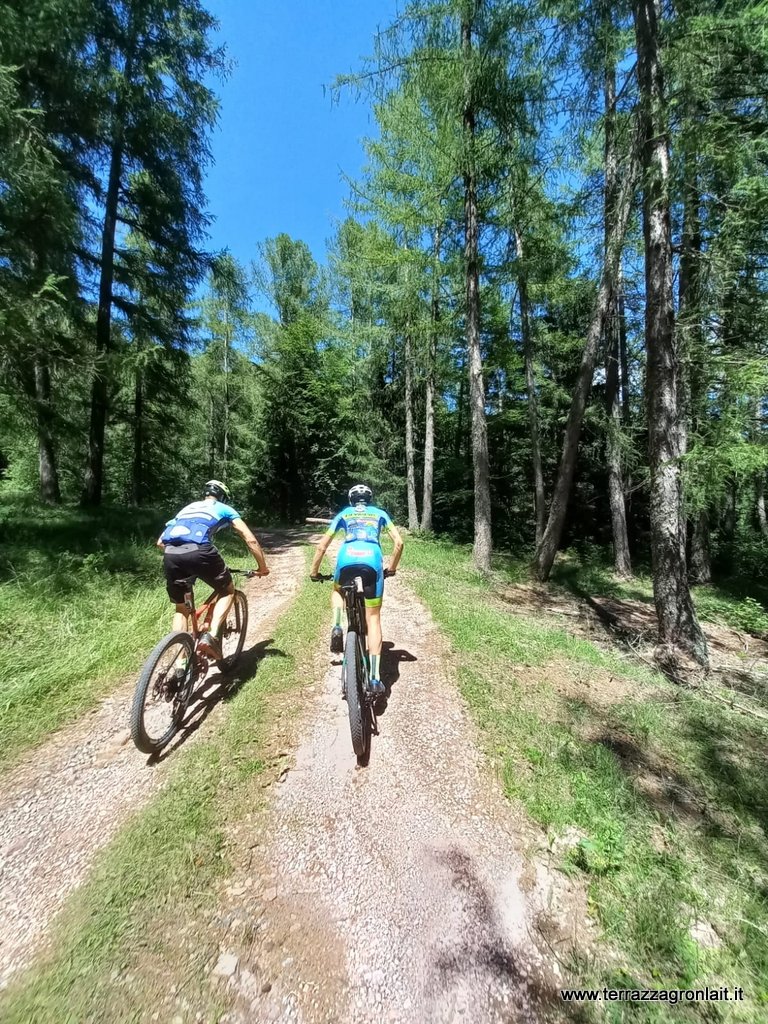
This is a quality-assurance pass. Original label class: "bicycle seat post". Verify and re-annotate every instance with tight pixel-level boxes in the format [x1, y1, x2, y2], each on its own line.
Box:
[183, 591, 196, 637]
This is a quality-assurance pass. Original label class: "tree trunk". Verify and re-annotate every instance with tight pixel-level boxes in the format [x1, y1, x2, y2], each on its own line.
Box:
[724, 479, 737, 540]
[618, 269, 631, 424]
[634, 0, 708, 673]
[606, 312, 632, 576]
[34, 357, 61, 504]
[404, 331, 419, 530]
[455, 370, 466, 459]
[462, 8, 492, 572]
[680, 149, 711, 583]
[757, 473, 768, 538]
[421, 227, 440, 533]
[132, 366, 143, 506]
[208, 393, 216, 478]
[514, 227, 545, 547]
[603, 51, 631, 576]
[533, 125, 640, 581]
[689, 510, 712, 584]
[82, 131, 123, 505]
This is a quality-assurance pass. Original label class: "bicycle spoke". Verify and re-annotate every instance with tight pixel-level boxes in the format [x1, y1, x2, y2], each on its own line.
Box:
[219, 591, 248, 669]
[141, 641, 190, 745]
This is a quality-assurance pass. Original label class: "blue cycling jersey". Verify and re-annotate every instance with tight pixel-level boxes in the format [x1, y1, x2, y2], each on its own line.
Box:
[161, 500, 240, 546]
[326, 504, 393, 546]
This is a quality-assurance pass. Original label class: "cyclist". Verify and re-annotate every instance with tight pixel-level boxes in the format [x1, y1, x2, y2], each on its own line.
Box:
[157, 480, 270, 661]
[309, 483, 404, 695]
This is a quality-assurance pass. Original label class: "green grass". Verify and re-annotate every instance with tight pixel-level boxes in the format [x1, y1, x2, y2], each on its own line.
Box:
[0, 552, 327, 1024]
[0, 497, 258, 772]
[404, 535, 768, 1022]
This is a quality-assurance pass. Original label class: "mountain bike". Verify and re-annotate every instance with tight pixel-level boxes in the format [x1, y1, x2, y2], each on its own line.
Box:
[130, 568, 258, 755]
[313, 570, 391, 765]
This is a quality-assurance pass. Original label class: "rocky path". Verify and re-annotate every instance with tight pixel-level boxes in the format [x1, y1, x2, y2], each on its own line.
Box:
[0, 531, 307, 989]
[215, 573, 566, 1024]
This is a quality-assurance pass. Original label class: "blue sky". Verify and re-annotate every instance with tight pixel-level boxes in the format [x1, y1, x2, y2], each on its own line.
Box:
[204, 0, 397, 273]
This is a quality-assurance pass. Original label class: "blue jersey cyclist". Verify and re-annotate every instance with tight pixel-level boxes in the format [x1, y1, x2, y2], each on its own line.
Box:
[157, 480, 270, 661]
[310, 483, 404, 694]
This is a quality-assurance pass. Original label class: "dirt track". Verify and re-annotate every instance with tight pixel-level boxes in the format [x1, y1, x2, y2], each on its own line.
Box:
[213, 573, 568, 1024]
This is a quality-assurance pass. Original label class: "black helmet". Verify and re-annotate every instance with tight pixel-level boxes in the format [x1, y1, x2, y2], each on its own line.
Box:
[204, 479, 231, 503]
[348, 483, 373, 506]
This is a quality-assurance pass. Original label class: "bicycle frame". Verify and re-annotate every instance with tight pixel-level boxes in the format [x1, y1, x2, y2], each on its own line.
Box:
[339, 579, 368, 647]
[178, 568, 254, 645]
[181, 588, 225, 642]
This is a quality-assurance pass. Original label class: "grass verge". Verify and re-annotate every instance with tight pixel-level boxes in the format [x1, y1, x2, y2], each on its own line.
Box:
[0, 551, 327, 1024]
[405, 536, 768, 1022]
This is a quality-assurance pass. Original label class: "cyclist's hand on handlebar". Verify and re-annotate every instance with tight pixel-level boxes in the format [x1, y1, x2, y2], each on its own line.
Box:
[255, 567, 270, 577]
[310, 573, 333, 582]
[383, 568, 396, 579]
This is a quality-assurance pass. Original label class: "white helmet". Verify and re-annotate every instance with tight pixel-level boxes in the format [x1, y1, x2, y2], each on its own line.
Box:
[348, 483, 373, 505]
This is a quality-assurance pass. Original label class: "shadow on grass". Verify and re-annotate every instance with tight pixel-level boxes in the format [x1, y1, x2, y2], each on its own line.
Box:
[585, 701, 768, 872]
[152, 637, 286, 763]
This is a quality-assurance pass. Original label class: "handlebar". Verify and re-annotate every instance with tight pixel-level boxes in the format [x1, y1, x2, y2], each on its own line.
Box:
[230, 568, 265, 578]
[310, 570, 396, 582]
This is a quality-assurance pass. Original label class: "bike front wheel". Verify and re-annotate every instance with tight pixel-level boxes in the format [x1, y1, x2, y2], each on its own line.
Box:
[130, 631, 195, 754]
[218, 590, 249, 671]
[342, 630, 370, 763]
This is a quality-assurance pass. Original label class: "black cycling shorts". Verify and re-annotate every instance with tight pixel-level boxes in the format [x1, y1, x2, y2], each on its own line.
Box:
[163, 543, 232, 604]
[337, 563, 379, 602]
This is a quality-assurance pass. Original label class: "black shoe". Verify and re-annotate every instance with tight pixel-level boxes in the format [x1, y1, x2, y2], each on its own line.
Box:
[330, 626, 343, 654]
[199, 631, 222, 661]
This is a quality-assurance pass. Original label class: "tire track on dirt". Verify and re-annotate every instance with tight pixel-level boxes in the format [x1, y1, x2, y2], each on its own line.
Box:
[217, 574, 568, 1024]
[0, 530, 307, 989]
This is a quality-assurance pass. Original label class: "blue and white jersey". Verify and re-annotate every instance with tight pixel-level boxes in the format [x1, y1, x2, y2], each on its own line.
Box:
[326, 504, 393, 547]
[160, 500, 240, 546]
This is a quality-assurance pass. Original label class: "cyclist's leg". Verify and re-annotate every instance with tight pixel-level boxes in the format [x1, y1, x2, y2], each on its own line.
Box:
[164, 547, 194, 632]
[172, 604, 190, 632]
[209, 580, 236, 636]
[197, 546, 234, 639]
[363, 551, 385, 686]
[366, 605, 382, 656]
[332, 544, 361, 652]
[331, 586, 344, 625]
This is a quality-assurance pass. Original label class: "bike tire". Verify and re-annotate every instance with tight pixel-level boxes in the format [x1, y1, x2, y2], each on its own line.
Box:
[218, 590, 249, 671]
[343, 630, 370, 761]
[130, 631, 195, 755]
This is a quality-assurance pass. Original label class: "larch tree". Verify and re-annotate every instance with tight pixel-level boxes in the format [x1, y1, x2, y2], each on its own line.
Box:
[634, 0, 708, 672]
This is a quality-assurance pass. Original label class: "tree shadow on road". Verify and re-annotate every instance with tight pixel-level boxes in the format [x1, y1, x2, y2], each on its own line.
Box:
[430, 845, 589, 1022]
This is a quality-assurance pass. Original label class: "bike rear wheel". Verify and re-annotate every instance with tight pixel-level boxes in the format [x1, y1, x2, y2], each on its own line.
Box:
[218, 590, 249, 671]
[130, 631, 195, 754]
[343, 630, 370, 763]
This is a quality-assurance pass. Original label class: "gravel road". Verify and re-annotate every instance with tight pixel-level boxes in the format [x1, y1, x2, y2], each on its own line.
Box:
[218, 572, 560, 1024]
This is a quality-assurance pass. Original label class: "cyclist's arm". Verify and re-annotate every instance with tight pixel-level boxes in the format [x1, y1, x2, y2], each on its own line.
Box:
[387, 524, 404, 573]
[231, 518, 269, 574]
[310, 532, 333, 577]
[156, 534, 166, 551]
